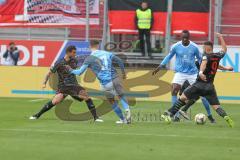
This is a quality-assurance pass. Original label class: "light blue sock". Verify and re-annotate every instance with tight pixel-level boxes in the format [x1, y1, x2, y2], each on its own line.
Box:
[112, 102, 124, 120]
[171, 96, 179, 118]
[120, 96, 130, 111]
[201, 97, 212, 116]
[172, 96, 177, 105]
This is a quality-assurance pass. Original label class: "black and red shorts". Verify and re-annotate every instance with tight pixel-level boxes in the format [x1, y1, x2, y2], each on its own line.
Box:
[56, 85, 85, 97]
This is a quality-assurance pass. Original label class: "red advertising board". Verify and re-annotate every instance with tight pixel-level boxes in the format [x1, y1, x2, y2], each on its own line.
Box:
[0, 39, 91, 67]
[0, 40, 64, 67]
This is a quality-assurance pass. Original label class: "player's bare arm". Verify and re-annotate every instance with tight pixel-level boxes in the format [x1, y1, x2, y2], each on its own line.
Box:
[216, 32, 227, 53]
[152, 66, 160, 75]
[218, 65, 233, 71]
[152, 64, 165, 76]
[199, 59, 207, 81]
[42, 71, 53, 89]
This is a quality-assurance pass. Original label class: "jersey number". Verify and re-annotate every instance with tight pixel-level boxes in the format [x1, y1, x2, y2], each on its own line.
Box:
[99, 55, 109, 71]
[210, 61, 218, 74]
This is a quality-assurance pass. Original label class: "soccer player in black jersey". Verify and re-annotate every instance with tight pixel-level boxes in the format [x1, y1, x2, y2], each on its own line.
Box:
[162, 33, 234, 127]
[29, 46, 103, 122]
[175, 63, 233, 123]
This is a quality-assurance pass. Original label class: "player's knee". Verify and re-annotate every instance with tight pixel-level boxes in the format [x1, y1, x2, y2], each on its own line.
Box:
[52, 94, 64, 104]
[79, 91, 89, 100]
[108, 98, 115, 105]
[212, 105, 219, 110]
[180, 93, 188, 102]
[52, 99, 61, 105]
[82, 96, 89, 101]
[172, 86, 180, 95]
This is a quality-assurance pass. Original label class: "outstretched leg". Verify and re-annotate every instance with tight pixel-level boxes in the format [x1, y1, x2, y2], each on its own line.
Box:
[212, 105, 234, 127]
[205, 89, 233, 127]
[108, 98, 125, 124]
[119, 95, 131, 123]
[201, 97, 215, 123]
[30, 93, 65, 119]
[73, 89, 101, 122]
[162, 84, 200, 123]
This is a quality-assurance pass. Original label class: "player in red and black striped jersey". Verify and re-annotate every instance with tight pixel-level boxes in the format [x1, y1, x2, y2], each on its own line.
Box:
[162, 33, 234, 127]
[176, 63, 233, 123]
[29, 46, 102, 122]
[197, 51, 225, 83]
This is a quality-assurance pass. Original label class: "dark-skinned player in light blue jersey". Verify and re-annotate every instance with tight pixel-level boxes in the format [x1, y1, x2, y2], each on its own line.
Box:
[71, 41, 131, 124]
[161, 33, 234, 128]
[152, 30, 215, 122]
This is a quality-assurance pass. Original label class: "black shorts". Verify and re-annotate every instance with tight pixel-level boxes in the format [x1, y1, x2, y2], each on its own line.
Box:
[179, 80, 190, 96]
[57, 85, 85, 97]
[184, 81, 220, 105]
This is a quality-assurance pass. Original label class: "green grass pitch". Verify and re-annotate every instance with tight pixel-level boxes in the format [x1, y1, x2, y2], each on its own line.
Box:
[0, 97, 239, 160]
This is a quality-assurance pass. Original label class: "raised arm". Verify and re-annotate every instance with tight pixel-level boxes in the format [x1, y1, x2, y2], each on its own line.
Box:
[216, 33, 227, 53]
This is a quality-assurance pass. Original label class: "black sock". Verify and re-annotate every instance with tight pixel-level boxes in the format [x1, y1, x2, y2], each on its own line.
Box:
[35, 101, 55, 118]
[168, 99, 186, 116]
[216, 107, 227, 118]
[182, 99, 196, 112]
[85, 99, 98, 120]
[71, 96, 84, 102]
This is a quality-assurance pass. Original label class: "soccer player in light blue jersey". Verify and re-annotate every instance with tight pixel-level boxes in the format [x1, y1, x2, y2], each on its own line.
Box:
[71, 41, 131, 124]
[153, 30, 215, 122]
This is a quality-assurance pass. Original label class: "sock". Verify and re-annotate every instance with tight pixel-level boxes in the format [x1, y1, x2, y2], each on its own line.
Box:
[171, 96, 177, 105]
[72, 96, 84, 102]
[208, 115, 215, 122]
[201, 97, 212, 116]
[216, 107, 227, 118]
[35, 101, 55, 118]
[112, 102, 124, 120]
[85, 99, 98, 120]
[175, 99, 195, 119]
[120, 96, 130, 111]
[168, 99, 186, 116]
[182, 99, 196, 112]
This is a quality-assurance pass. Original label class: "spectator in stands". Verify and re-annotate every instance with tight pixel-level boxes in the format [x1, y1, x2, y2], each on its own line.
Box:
[2, 42, 20, 66]
[135, 1, 154, 58]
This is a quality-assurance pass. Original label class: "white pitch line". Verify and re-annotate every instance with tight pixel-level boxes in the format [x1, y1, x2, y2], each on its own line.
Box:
[0, 128, 239, 141]
[29, 99, 47, 102]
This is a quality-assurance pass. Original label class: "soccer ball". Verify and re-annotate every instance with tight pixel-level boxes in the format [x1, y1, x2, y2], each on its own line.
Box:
[194, 113, 207, 125]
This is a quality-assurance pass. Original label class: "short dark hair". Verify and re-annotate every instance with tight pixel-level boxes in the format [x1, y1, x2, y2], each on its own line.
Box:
[9, 42, 15, 46]
[203, 41, 213, 48]
[90, 40, 100, 47]
[66, 45, 76, 53]
[182, 30, 190, 35]
[141, 1, 148, 4]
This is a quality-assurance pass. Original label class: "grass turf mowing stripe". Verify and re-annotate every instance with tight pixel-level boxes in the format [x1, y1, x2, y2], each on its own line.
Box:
[0, 128, 239, 141]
